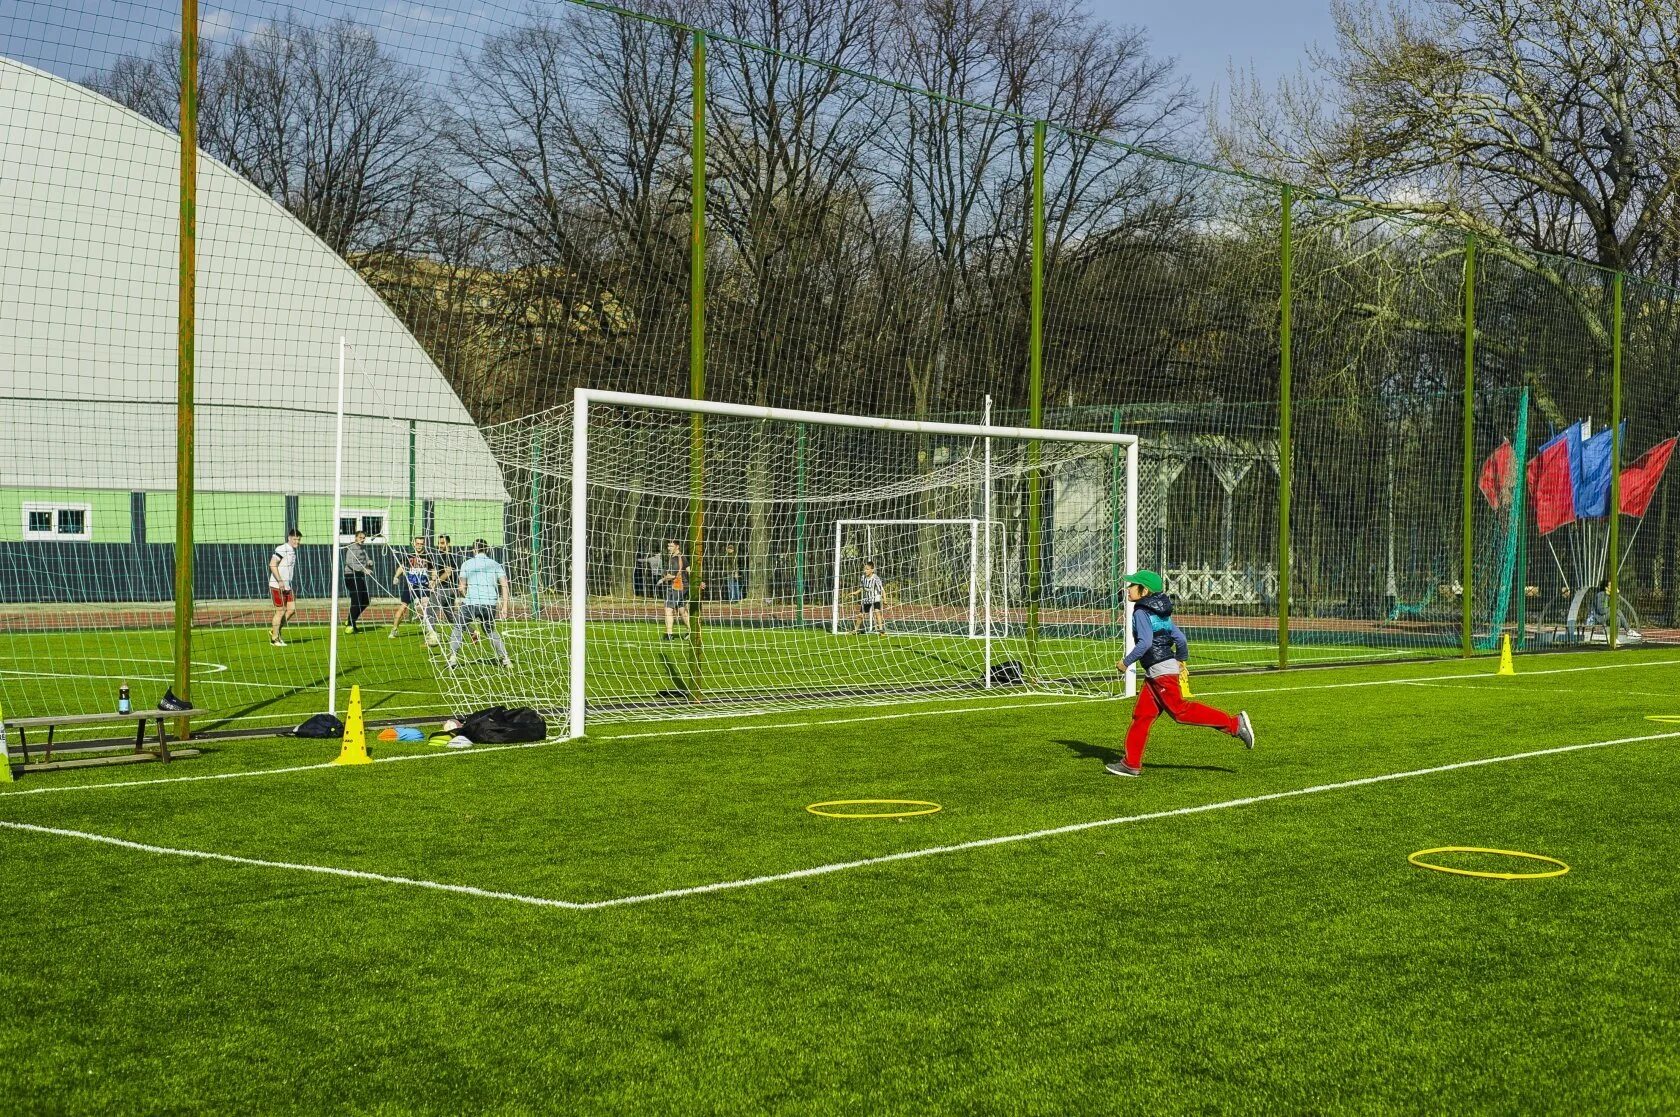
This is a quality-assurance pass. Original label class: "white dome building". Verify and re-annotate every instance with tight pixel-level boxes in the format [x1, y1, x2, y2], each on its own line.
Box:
[0, 55, 507, 599]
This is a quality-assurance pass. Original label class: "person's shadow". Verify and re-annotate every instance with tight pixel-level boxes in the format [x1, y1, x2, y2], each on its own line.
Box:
[1055, 739, 1236, 774]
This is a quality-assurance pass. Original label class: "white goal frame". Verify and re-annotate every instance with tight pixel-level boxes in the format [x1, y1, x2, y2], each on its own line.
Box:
[829, 518, 981, 637]
[568, 388, 1140, 738]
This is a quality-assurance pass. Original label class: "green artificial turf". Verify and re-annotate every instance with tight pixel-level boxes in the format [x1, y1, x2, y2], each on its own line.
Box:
[0, 616, 1452, 743]
[1, 649, 1677, 1113]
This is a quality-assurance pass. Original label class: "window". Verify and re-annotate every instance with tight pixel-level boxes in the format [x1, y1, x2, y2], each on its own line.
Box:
[23, 502, 92, 542]
[336, 510, 387, 544]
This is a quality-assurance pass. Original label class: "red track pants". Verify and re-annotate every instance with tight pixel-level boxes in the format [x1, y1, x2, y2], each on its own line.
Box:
[1125, 672, 1239, 769]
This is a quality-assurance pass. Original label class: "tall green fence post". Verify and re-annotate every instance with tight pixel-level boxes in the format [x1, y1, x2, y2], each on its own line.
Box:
[174, 0, 198, 733]
[1110, 406, 1122, 640]
[529, 428, 542, 620]
[1277, 185, 1293, 669]
[408, 419, 417, 539]
[1025, 120, 1045, 681]
[795, 423, 807, 624]
[1461, 235, 1477, 657]
[1608, 272, 1624, 651]
[1512, 388, 1531, 648]
[688, 30, 707, 699]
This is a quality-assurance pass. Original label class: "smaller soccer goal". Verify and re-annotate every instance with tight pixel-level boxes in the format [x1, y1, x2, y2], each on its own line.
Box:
[828, 519, 1010, 638]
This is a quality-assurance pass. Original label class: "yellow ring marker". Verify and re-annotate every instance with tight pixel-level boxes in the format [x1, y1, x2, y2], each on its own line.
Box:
[806, 799, 942, 819]
[1645, 715, 1680, 725]
[1408, 846, 1569, 880]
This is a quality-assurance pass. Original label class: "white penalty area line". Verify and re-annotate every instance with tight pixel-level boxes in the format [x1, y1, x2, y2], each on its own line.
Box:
[3, 728, 1676, 913]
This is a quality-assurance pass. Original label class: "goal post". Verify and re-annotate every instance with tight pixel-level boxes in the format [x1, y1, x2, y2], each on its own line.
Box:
[561, 389, 1138, 738]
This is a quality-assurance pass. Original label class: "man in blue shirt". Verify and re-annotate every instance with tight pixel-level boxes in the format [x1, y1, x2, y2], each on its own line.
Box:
[447, 539, 513, 669]
[1108, 570, 1254, 777]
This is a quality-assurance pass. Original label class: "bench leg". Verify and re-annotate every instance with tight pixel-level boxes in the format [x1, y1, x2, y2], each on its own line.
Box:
[45, 725, 54, 765]
[15, 727, 26, 766]
[157, 717, 170, 763]
[135, 717, 147, 755]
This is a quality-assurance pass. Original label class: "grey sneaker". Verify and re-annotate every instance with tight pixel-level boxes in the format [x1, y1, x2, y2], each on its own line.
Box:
[1236, 711, 1255, 750]
[1104, 759, 1142, 777]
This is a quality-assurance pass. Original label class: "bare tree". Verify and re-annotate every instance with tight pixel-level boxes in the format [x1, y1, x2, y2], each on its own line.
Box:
[1217, 0, 1680, 274]
[91, 16, 435, 257]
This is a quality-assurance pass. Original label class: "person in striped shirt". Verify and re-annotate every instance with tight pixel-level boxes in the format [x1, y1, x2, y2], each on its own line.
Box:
[853, 560, 886, 635]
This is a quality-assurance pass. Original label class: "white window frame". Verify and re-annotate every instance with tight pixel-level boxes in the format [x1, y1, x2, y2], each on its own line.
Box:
[23, 501, 93, 542]
[335, 508, 389, 544]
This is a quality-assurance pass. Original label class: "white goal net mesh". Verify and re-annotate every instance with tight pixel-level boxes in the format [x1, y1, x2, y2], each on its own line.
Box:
[434, 395, 1137, 731]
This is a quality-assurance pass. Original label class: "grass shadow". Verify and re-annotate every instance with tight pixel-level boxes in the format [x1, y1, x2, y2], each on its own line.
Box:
[1054, 739, 1236, 775]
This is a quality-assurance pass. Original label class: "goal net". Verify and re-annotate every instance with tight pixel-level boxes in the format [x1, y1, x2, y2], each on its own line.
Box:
[828, 519, 1010, 638]
[443, 390, 1139, 736]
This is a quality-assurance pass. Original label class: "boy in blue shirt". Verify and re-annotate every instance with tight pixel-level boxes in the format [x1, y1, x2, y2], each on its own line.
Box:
[1108, 570, 1254, 777]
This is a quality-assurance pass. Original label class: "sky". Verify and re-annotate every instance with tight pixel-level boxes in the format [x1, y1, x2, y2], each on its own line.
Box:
[1089, 0, 1339, 110]
[3, 0, 1338, 114]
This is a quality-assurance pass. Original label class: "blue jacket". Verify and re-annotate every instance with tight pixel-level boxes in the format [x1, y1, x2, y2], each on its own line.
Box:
[1122, 592, 1188, 671]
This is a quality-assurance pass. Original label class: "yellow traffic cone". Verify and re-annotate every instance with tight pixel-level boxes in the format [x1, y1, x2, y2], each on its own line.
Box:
[332, 685, 373, 765]
[1180, 666, 1194, 697]
[1497, 634, 1515, 676]
[0, 697, 13, 783]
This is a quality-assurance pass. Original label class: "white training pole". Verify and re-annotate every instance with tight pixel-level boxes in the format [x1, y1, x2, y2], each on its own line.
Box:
[568, 393, 590, 739]
[1124, 437, 1139, 699]
[830, 520, 844, 635]
[982, 395, 994, 687]
[325, 336, 347, 715]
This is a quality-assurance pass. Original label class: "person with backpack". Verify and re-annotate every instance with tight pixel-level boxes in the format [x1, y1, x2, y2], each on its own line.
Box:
[1108, 570, 1254, 778]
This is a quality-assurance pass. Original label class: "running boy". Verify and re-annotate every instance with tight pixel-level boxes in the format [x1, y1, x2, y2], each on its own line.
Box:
[268, 527, 302, 647]
[1108, 569, 1253, 777]
[854, 560, 886, 634]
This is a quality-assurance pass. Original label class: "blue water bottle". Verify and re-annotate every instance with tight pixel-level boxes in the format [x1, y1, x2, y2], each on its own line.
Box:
[118, 685, 131, 715]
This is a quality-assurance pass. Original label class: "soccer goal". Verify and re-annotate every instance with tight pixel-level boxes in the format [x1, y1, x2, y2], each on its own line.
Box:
[827, 519, 1010, 638]
[444, 390, 1140, 737]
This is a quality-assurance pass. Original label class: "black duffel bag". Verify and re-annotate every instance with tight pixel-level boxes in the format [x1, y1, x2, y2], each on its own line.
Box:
[458, 706, 548, 744]
[286, 713, 344, 738]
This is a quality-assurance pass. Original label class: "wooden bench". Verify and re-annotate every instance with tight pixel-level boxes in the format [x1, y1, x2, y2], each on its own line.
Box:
[2, 709, 210, 766]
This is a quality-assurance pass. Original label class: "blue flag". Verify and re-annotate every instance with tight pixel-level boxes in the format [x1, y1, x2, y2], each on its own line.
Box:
[1574, 422, 1624, 518]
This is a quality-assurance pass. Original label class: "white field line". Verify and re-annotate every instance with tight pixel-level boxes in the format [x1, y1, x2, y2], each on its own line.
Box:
[3, 728, 1675, 912]
[7, 653, 1680, 799]
[0, 669, 300, 691]
[0, 696, 1090, 797]
[0, 819, 589, 911]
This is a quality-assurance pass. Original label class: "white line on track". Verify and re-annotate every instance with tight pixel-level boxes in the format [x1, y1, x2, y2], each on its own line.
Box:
[3, 728, 1675, 912]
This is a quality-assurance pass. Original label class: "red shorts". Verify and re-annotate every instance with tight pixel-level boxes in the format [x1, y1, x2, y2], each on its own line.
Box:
[270, 587, 294, 607]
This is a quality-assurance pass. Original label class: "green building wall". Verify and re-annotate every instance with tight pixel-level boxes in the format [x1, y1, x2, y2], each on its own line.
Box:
[2, 489, 503, 546]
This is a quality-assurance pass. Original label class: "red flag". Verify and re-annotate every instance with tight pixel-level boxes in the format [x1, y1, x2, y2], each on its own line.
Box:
[1619, 437, 1676, 517]
[1527, 436, 1575, 535]
[1478, 439, 1514, 508]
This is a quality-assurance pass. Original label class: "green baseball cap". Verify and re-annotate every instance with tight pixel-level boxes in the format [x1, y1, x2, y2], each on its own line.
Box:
[1121, 570, 1164, 594]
